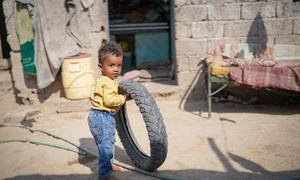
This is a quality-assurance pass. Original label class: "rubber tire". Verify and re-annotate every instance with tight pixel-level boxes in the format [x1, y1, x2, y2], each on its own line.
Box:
[115, 80, 168, 171]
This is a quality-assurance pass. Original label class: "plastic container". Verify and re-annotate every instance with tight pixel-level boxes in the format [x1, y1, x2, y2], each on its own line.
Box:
[20, 40, 36, 75]
[62, 52, 95, 100]
[211, 64, 230, 78]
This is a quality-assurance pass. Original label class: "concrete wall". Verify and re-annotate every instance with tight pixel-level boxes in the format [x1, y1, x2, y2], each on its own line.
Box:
[174, 0, 300, 100]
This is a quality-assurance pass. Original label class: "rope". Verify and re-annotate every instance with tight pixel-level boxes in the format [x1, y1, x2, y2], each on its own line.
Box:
[0, 124, 181, 180]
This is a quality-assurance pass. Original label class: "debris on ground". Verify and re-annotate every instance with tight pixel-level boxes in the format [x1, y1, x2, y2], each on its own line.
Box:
[138, 69, 170, 82]
[1, 108, 41, 124]
[123, 70, 140, 80]
[123, 61, 172, 82]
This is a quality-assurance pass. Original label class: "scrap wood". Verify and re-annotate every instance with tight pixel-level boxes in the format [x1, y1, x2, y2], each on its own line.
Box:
[123, 70, 140, 80]
[139, 69, 170, 79]
[123, 69, 171, 82]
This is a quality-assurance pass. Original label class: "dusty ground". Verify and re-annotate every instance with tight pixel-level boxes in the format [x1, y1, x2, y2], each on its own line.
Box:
[0, 69, 300, 180]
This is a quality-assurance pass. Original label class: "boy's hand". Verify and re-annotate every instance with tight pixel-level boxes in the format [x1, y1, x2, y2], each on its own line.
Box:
[124, 93, 132, 101]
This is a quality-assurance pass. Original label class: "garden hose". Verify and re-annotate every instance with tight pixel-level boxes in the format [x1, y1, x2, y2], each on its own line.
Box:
[0, 124, 181, 180]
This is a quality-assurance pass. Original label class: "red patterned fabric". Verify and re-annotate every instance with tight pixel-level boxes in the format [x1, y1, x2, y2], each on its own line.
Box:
[229, 60, 300, 92]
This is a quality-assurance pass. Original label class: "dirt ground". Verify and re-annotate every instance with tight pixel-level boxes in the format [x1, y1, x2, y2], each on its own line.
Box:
[1, 69, 300, 180]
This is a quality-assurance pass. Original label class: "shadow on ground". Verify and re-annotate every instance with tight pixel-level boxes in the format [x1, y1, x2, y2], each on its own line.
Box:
[68, 138, 134, 176]
[183, 98, 300, 116]
[4, 169, 300, 180]
[4, 138, 300, 180]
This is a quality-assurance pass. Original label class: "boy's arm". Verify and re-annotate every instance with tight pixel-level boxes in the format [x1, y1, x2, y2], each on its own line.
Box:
[102, 82, 126, 107]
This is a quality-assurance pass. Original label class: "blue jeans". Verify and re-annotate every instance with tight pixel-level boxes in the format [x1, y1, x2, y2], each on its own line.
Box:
[88, 109, 116, 178]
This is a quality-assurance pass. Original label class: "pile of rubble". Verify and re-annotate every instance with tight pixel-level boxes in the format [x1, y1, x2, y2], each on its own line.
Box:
[123, 61, 172, 82]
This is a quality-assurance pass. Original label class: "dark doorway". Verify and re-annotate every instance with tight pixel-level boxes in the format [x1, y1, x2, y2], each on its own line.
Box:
[108, 0, 174, 74]
[0, 2, 11, 59]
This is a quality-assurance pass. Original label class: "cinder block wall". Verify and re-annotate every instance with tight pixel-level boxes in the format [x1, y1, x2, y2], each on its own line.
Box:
[174, 0, 300, 100]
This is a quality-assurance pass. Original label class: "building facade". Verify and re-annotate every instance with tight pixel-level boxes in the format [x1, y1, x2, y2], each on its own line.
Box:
[1, 0, 300, 104]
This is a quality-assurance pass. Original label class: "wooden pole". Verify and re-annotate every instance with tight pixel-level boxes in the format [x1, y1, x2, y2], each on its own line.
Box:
[0, 34, 3, 60]
[207, 63, 211, 118]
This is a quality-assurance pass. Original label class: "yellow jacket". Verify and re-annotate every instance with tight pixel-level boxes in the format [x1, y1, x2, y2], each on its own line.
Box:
[90, 75, 125, 113]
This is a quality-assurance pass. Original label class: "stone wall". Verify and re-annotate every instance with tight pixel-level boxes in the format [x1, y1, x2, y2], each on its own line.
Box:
[174, 0, 300, 100]
[4, 0, 300, 104]
[2, 0, 109, 104]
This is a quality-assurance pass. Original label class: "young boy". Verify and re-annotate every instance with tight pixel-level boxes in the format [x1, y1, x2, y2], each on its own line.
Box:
[88, 41, 129, 180]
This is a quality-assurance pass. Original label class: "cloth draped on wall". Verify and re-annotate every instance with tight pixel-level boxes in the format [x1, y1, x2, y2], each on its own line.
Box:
[34, 0, 78, 88]
[34, 0, 85, 89]
[5, 0, 100, 89]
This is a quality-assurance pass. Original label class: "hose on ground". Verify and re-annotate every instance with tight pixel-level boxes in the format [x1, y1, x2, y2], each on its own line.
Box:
[0, 124, 181, 180]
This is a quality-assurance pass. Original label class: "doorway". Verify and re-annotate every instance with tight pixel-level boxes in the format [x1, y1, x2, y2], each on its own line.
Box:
[0, 2, 11, 59]
[108, 0, 175, 76]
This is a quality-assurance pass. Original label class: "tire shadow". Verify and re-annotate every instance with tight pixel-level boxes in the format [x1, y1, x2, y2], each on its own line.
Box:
[115, 145, 134, 166]
[70, 137, 134, 175]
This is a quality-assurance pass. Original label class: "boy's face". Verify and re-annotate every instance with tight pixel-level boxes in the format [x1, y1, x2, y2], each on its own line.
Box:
[99, 54, 123, 80]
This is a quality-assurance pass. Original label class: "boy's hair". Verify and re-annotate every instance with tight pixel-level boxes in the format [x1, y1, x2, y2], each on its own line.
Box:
[98, 41, 123, 64]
